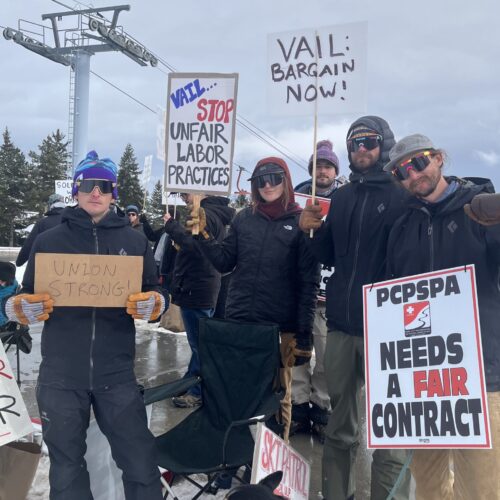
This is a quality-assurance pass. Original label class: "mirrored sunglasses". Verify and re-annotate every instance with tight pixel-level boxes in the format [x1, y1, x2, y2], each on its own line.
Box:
[76, 179, 116, 194]
[347, 135, 381, 153]
[253, 173, 284, 189]
[391, 151, 433, 181]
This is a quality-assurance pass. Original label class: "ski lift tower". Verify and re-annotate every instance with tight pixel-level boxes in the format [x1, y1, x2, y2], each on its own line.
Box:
[3, 4, 158, 173]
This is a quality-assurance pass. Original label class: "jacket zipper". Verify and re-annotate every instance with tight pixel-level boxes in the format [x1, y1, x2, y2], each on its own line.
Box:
[251, 221, 271, 322]
[346, 189, 368, 329]
[89, 226, 98, 390]
[428, 219, 434, 271]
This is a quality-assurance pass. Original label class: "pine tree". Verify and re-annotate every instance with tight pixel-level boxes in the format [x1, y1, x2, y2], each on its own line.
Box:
[147, 180, 165, 228]
[0, 128, 32, 246]
[28, 129, 70, 214]
[117, 143, 144, 210]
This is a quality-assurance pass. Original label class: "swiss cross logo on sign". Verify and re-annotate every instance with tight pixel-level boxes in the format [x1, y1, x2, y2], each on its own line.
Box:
[403, 301, 431, 337]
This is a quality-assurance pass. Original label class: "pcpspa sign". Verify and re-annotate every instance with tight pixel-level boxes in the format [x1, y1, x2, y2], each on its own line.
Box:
[164, 72, 238, 196]
[363, 266, 490, 449]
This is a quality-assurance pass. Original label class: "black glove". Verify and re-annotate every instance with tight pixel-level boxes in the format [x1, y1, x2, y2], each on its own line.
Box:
[293, 332, 313, 366]
[139, 213, 147, 223]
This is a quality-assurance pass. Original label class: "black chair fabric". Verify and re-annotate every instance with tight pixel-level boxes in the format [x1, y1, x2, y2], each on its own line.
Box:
[155, 317, 281, 475]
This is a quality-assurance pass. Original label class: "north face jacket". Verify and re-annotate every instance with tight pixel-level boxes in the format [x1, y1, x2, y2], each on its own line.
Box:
[387, 177, 500, 391]
[307, 116, 410, 336]
[198, 207, 320, 338]
[21, 206, 159, 390]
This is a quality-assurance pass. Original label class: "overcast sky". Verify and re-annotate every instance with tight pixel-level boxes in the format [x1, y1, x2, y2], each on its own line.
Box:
[2, 0, 499, 193]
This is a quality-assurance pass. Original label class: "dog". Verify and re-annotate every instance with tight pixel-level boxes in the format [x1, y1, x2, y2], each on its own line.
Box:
[224, 471, 286, 499]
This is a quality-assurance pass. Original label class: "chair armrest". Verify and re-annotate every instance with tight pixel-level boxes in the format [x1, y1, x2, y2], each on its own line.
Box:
[143, 376, 200, 406]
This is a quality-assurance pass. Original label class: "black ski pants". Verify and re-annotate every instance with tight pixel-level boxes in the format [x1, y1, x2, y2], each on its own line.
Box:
[37, 381, 162, 500]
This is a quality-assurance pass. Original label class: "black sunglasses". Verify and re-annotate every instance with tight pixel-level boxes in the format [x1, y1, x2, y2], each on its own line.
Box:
[391, 151, 433, 181]
[253, 173, 284, 189]
[76, 179, 116, 194]
[347, 135, 381, 153]
[127, 212, 138, 217]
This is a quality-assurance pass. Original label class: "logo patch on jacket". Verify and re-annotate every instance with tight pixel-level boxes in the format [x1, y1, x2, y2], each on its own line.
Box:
[283, 225, 293, 231]
[377, 203, 385, 213]
[119, 248, 128, 256]
[447, 221, 458, 233]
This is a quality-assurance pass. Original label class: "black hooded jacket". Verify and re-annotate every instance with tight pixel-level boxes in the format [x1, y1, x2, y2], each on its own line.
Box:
[21, 206, 159, 390]
[308, 116, 410, 336]
[164, 196, 235, 309]
[387, 177, 500, 391]
[16, 206, 64, 266]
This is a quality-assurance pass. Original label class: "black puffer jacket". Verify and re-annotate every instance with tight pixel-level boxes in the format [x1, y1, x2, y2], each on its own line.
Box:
[165, 196, 235, 309]
[16, 207, 64, 266]
[199, 207, 320, 338]
[387, 177, 500, 391]
[21, 206, 159, 390]
[308, 116, 410, 336]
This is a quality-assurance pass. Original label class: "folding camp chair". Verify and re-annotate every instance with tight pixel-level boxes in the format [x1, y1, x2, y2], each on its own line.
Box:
[143, 317, 282, 500]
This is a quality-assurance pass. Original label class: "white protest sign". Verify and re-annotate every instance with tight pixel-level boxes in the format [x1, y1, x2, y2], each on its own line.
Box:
[267, 22, 367, 116]
[164, 72, 238, 196]
[55, 179, 73, 205]
[251, 423, 310, 499]
[142, 155, 153, 187]
[363, 265, 490, 449]
[295, 192, 333, 301]
[0, 342, 33, 446]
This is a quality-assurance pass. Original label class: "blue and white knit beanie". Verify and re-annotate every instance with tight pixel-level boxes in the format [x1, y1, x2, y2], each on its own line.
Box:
[72, 150, 118, 198]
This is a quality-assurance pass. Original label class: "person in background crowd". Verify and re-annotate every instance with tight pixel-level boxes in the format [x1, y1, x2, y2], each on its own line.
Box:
[16, 193, 66, 267]
[385, 134, 500, 500]
[0, 262, 18, 327]
[290, 140, 340, 443]
[3, 150, 165, 500]
[299, 116, 411, 500]
[125, 204, 146, 234]
[183, 157, 320, 443]
[164, 192, 235, 408]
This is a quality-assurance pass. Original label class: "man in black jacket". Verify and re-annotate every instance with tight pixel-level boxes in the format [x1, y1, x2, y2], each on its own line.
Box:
[16, 193, 66, 266]
[4, 151, 165, 500]
[384, 134, 500, 499]
[164, 193, 235, 408]
[300, 116, 411, 500]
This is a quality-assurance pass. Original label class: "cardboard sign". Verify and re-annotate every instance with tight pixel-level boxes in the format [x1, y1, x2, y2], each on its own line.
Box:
[164, 72, 238, 196]
[267, 22, 367, 116]
[251, 423, 310, 499]
[295, 192, 333, 302]
[363, 266, 491, 449]
[55, 179, 73, 205]
[0, 342, 33, 446]
[34, 254, 143, 308]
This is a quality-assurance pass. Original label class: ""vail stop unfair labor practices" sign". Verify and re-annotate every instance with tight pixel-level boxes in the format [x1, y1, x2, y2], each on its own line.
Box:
[164, 72, 238, 196]
[267, 22, 367, 116]
[363, 266, 490, 449]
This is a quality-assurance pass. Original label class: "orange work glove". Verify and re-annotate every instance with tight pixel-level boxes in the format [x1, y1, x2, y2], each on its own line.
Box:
[126, 291, 165, 321]
[5, 293, 54, 325]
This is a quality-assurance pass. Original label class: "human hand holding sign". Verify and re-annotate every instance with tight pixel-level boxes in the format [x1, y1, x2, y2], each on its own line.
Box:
[186, 205, 210, 239]
[299, 203, 323, 233]
[126, 291, 165, 321]
[464, 193, 500, 226]
[5, 293, 54, 325]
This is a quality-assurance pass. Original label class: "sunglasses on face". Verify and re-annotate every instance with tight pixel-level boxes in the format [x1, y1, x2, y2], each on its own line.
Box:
[128, 213, 138, 218]
[347, 135, 381, 153]
[253, 173, 284, 189]
[76, 179, 116, 194]
[391, 151, 433, 181]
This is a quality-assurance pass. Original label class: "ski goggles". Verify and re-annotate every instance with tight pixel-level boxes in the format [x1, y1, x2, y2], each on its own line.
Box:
[252, 173, 284, 189]
[75, 179, 116, 194]
[391, 151, 433, 181]
[347, 135, 382, 153]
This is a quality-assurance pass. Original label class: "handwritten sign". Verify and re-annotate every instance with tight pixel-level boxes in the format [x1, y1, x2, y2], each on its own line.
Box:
[251, 423, 310, 499]
[34, 254, 143, 307]
[267, 23, 367, 116]
[55, 179, 73, 205]
[0, 343, 33, 446]
[164, 72, 238, 196]
[363, 266, 491, 448]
